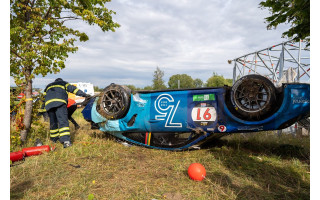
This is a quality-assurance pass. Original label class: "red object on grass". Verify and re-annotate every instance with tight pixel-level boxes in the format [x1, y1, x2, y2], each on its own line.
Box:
[10, 151, 24, 162]
[188, 163, 206, 181]
[22, 145, 51, 157]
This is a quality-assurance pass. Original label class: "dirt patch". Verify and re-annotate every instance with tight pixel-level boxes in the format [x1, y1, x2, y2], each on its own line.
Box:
[11, 180, 33, 199]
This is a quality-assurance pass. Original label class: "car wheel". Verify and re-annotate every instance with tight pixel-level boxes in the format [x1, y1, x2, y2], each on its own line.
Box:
[231, 74, 276, 121]
[97, 84, 131, 119]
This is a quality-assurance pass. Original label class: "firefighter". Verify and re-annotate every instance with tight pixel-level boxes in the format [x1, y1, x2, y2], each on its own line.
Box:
[44, 78, 90, 148]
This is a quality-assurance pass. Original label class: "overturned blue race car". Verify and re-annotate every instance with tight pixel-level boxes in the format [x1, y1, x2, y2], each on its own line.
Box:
[82, 75, 310, 150]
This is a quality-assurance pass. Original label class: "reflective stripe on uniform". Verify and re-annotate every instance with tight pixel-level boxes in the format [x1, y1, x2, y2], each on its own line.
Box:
[50, 133, 59, 138]
[50, 129, 59, 133]
[66, 83, 79, 94]
[59, 132, 70, 137]
[46, 85, 66, 92]
[59, 127, 70, 137]
[45, 99, 67, 106]
[38, 109, 46, 112]
[59, 127, 70, 132]
[73, 88, 79, 94]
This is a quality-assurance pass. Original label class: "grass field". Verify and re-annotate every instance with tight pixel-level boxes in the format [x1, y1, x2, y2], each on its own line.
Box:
[10, 109, 310, 200]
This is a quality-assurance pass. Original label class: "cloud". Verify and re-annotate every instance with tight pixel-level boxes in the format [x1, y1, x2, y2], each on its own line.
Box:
[12, 0, 290, 89]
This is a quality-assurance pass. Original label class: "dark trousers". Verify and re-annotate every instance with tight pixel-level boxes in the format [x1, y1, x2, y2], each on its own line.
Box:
[47, 104, 70, 143]
[67, 104, 79, 128]
[38, 112, 49, 121]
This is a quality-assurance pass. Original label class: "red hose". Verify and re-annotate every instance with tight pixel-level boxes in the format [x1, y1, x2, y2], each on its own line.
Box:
[22, 145, 51, 157]
[10, 151, 24, 162]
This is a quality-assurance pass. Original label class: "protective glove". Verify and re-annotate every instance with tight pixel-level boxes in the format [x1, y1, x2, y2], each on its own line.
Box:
[85, 94, 92, 98]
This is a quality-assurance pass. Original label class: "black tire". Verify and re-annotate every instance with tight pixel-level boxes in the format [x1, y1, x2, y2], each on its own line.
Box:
[231, 74, 276, 121]
[97, 84, 131, 119]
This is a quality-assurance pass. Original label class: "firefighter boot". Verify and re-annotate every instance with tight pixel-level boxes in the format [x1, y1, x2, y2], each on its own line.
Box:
[63, 141, 72, 148]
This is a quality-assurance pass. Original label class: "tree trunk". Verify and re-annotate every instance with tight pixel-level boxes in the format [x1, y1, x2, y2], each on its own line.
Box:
[20, 69, 33, 142]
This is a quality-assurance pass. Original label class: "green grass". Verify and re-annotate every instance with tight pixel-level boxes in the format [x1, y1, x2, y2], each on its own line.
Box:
[10, 109, 310, 200]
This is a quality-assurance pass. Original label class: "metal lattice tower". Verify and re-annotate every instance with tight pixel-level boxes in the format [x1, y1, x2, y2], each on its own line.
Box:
[230, 40, 310, 84]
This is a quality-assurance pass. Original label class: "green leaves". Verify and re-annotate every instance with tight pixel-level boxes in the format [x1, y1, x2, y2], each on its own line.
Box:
[259, 0, 310, 44]
[168, 74, 195, 89]
[10, 0, 120, 140]
[88, 194, 95, 200]
[79, 32, 89, 41]
[152, 67, 167, 90]
[206, 73, 232, 87]
[10, 0, 120, 83]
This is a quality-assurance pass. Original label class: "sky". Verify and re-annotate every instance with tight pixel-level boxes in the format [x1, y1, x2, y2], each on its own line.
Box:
[9, 0, 292, 89]
[3, 1, 320, 197]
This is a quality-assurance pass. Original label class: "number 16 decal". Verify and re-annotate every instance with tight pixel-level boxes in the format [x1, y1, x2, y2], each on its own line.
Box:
[191, 107, 217, 122]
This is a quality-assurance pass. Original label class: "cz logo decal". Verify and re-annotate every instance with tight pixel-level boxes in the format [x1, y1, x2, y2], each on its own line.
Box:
[154, 94, 182, 128]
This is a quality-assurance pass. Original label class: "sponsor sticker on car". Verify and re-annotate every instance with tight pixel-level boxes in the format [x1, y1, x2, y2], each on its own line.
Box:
[218, 125, 227, 132]
[193, 94, 215, 101]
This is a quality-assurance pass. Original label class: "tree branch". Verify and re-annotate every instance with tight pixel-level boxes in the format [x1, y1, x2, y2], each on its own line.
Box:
[44, 6, 52, 20]
[31, 0, 36, 7]
[61, 18, 81, 24]
[54, 16, 81, 20]
[10, 49, 26, 61]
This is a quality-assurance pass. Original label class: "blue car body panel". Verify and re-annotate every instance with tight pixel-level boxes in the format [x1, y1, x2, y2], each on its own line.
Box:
[82, 83, 310, 150]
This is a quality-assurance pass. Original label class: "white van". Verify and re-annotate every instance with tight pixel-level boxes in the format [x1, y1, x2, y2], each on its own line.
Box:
[68, 82, 94, 104]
